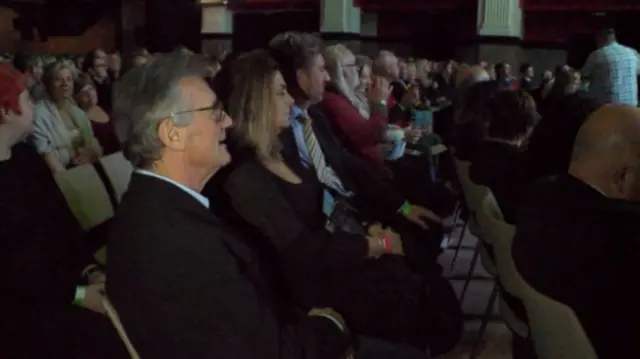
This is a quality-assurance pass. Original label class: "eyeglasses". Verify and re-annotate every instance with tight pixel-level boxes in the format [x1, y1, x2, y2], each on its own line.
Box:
[166, 101, 227, 123]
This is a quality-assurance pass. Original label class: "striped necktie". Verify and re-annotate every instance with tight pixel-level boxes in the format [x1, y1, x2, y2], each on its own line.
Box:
[299, 114, 353, 197]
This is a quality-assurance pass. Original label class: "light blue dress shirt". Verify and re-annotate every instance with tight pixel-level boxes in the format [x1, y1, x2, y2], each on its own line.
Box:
[289, 105, 312, 167]
[136, 169, 210, 208]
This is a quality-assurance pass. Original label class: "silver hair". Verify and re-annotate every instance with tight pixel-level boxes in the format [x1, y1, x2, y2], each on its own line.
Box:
[112, 51, 206, 169]
[324, 44, 370, 119]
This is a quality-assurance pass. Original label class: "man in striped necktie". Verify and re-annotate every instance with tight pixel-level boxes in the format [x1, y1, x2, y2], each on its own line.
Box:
[269, 32, 441, 232]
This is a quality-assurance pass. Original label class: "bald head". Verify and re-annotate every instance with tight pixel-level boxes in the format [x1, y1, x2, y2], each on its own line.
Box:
[572, 105, 640, 161]
[570, 104, 640, 199]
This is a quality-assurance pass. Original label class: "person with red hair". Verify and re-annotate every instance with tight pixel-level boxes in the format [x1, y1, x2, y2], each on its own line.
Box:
[0, 62, 126, 358]
[0, 62, 33, 158]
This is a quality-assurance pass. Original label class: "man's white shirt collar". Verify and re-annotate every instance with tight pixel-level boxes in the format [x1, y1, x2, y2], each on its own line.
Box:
[136, 169, 210, 208]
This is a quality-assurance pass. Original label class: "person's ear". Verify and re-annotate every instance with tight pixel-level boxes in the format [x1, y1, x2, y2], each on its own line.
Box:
[157, 118, 186, 151]
[296, 68, 308, 93]
[612, 167, 633, 198]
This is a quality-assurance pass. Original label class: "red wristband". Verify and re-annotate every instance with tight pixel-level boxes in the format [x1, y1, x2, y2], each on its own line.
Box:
[380, 232, 392, 254]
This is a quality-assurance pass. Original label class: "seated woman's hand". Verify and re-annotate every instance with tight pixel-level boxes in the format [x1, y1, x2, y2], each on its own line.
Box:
[403, 205, 443, 229]
[88, 270, 106, 285]
[71, 147, 97, 165]
[81, 283, 106, 315]
[404, 127, 422, 144]
[366, 225, 404, 257]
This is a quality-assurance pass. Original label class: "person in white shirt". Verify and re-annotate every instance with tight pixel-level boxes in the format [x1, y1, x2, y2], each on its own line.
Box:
[581, 28, 640, 106]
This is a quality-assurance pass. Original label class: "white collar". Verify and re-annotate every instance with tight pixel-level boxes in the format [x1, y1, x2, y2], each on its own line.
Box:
[135, 169, 210, 208]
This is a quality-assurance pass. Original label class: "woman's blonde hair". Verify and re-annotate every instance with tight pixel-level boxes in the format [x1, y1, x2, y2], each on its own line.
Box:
[227, 49, 282, 160]
[324, 44, 370, 119]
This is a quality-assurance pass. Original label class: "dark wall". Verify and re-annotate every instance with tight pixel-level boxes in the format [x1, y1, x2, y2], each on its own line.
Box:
[145, 0, 202, 52]
[232, 10, 320, 53]
[565, 13, 640, 68]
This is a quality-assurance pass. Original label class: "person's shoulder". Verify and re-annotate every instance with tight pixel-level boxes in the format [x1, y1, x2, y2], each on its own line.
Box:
[224, 158, 268, 194]
[520, 175, 565, 207]
[8, 142, 50, 172]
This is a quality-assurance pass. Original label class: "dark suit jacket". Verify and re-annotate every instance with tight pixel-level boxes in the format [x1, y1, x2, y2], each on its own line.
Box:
[512, 174, 640, 358]
[0, 143, 92, 310]
[524, 92, 603, 182]
[299, 106, 405, 222]
[106, 173, 349, 359]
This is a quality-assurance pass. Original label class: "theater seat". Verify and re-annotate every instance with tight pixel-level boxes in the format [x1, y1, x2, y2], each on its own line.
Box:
[99, 152, 134, 202]
[54, 164, 114, 231]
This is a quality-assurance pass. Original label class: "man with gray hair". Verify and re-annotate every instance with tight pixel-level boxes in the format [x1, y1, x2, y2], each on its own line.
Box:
[106, 52, 352, 359]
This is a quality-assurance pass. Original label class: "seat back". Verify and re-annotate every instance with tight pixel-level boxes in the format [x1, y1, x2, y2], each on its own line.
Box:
[524, 286, 597, 359]
[452, 157, 489, 238]
[477, 194, 521, 295]
[476, 193, 528, 336]
[54, 164, 114, 231]
[453, 158, 488, 214]
[101, 295, 141, 359]
[478, 196, 596, 358]
[99, 152, 133, 203]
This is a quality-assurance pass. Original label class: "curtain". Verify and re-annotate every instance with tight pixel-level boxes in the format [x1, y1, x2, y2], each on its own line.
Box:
[523, 0, 640, 11]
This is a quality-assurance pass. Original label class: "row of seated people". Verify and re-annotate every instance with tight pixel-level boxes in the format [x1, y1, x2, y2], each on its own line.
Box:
[448, 64, 640, 358]
[8, 48, 221, 175]
[0, 34, 466, 358]
[13, 50, 121, 168]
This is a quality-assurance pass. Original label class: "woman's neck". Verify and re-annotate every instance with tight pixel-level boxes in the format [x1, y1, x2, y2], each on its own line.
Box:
[54, 97, 67, 109]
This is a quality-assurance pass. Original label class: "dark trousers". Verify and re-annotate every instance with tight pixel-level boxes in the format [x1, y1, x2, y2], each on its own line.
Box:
[512, 334, 537, 359]
[1, 305, 128, 359]
[358, 337, 427, 359]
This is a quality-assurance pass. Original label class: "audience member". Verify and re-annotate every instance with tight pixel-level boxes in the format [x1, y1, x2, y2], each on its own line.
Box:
[107, 52, 122, 80]
[270, 32, 460, 353]
[581, 28, 639, 106]
[213, 49, 460, 355]
[321, 44, 393, 165]
[107, 51, 353, 359]
[32, 61, 102, 172]
[469, 89, 538, 223]
[525, 92, 604, 182]
[513, 104, 640, 358]
[12, 52, 45, 100]
[82, 49, 113, 113]
[0, 62, 124, 359]
[451, 80, 499, 160]
[74, 74, 120, 154]
[494, 62, 515, 89]
[519, 63, 535, 91]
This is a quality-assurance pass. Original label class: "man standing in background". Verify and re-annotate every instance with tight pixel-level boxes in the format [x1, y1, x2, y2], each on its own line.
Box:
[581, 28, 640, 106]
